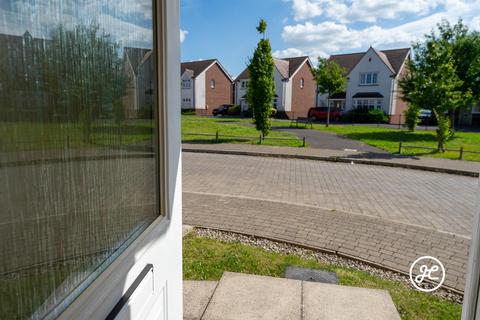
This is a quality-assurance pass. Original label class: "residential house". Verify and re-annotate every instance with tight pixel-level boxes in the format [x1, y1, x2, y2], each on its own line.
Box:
[181, 59, 233, 115]
[318, 47, 411, 124]
[235, 56, 316, 118]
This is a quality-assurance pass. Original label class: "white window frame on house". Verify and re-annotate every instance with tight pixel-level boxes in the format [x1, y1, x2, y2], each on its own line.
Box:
[359, 72, 378, 85]
[329, 99, 346, 110]
[210, 79, 215, 88]
[241, 80, 248, 89]
[182, 79, 191, 89]
[300, 78, 305, 88]
[353, 98, 382, 110]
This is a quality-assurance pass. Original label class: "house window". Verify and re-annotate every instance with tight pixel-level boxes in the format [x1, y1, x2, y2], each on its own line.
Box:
[300, 78, 305, 88]
[241, 80, 248, 89]
[354, 98, 382, 110]
[359, 72, 378, 85]
[1, 0, 163, 318]
[210, 79, 215, 88]
[182, 79, 191, 89]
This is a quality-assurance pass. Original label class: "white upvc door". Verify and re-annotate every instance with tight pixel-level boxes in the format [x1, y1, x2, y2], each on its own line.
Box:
[59, 1, 182, 319]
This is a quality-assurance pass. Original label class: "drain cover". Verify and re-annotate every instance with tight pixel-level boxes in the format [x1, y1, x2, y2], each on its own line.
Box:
[285, 266, 338, 284]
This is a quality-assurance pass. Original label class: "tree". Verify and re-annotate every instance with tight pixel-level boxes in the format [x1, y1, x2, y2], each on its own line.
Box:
[247, 19, 275, 136]
[400, 19, 472, 151]
[314, 57, 347, 127]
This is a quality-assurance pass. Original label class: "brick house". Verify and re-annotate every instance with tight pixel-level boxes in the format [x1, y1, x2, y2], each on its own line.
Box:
[234, 56, 316, 118]
[318, 47, 411, 124]
[181, 59, 233, 115]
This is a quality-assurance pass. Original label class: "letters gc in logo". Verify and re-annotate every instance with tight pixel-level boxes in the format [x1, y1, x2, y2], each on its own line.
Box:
[409, 256, 445, 292]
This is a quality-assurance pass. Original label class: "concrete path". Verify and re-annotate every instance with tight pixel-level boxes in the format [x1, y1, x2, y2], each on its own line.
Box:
[184, 272, 400, 320]
[182, 152, 476, 292]
[274, 127, 387, 153]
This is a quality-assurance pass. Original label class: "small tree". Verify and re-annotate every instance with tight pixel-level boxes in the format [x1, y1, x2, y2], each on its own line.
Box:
[400, 20, 469, 151]
[404, 106, 421, 132]
[247, 19, 275, 136]
[314, 57, 347, 127]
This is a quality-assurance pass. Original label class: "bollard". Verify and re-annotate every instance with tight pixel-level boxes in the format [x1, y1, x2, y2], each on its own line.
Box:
[215, 130, 219, 143]
[398, 141, 403, 154]
[302, 136, 306, 148]
[259, 134, 262, 144]
[460, 146, 464, 160]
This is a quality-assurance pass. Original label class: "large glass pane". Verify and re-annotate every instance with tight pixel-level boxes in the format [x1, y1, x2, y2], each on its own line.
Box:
[0, 0, 159, 318]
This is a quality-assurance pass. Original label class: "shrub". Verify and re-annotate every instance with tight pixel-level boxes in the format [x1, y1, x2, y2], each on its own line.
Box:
[227, 105, 241, 115]
[404, 106, 420, 131]
[270, 108, 277, 118]
[341, 108, 389, 123]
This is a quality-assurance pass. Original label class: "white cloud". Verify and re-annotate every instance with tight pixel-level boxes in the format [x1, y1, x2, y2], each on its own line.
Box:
[279, 0, 480, 58]
[272, 47, 305, 58]
[288, 0, 444, 23]
[291, 0, 324, 21]
[180, 29, 188, 43]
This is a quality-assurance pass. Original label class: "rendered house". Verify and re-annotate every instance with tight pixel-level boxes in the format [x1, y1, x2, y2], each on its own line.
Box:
[318, 47, 411, 123]
[235, 56, 316, 118]
[181, 59, 233, 115]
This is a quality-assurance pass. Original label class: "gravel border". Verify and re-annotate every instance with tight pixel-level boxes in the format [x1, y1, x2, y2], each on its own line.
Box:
[192, 227, 463, 304]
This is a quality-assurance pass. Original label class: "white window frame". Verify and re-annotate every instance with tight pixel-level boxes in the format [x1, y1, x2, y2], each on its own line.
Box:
[182, 79, 191, 89]
[210, 79, 215, 88]
[359, 72, 379, 85]
[300, 78, 304, 88]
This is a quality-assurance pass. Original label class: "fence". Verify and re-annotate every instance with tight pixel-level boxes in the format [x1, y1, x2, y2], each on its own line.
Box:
[183, 131, 306, 147]
[398, 142, 480, 160]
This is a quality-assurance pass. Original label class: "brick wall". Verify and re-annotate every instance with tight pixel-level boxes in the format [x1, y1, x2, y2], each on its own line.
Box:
[290, 62, 316, 119]
[390, 65, 409, 124]
[203, 63, 232, 115]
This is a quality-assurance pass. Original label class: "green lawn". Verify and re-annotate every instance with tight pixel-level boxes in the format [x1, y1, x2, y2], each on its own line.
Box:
[271, 120, 480, 162]
[182, 115, 303, 147]
[183, 234, 461, 320]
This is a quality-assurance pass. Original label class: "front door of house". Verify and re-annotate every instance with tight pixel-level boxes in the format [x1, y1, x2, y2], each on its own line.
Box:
[0, 1, 182, 319]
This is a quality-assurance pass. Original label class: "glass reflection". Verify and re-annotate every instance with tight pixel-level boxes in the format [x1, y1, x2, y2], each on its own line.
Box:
[0, 0, 158, 318]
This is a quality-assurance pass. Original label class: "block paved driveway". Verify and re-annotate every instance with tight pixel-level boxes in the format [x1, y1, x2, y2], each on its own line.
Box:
[183, 152, 476, 236]
[183, 152, 478, 291]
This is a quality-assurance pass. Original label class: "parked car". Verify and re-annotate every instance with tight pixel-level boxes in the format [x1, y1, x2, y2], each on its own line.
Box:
[419, 109, 436, 125]
[212, 104, 234, 116]
[308, 107, 344, 121]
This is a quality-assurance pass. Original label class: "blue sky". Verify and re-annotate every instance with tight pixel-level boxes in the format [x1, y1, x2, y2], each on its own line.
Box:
[180, 0, 480, 77]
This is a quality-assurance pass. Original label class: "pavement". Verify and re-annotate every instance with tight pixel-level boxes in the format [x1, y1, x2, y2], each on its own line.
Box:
[182, 151, 478, 292]
[183, 143, 480, 177]
[184, 272, 400, 320]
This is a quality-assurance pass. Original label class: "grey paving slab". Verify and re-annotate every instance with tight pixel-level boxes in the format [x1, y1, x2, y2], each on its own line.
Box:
[285, 266, 337, 284]
[202, 272, 302, 320]
[183, 281, 217, 320]
[303, 281, 400, 320]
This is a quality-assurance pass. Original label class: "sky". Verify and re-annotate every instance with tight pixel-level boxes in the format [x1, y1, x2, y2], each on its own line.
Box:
[180, 0, 480, 77]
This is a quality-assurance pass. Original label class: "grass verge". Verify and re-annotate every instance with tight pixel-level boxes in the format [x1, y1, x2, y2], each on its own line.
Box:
[182, 115, 303, 147]
[183, 234, 461, 320]
[272, 120, 480, 162]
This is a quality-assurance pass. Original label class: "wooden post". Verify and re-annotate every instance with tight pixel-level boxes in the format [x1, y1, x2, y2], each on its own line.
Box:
[398, 141, 402, 154]
[215, 130, 219, 143]
[302, 137, 306, 148]
[460, 146, 464, 160]
[259, 134, 262, 144]
[398, 115, 401, 129]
